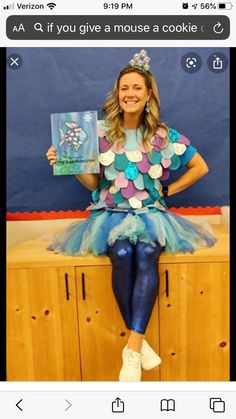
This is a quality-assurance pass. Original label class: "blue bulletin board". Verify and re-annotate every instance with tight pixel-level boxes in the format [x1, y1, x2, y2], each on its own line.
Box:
[7, 47, 229, 213]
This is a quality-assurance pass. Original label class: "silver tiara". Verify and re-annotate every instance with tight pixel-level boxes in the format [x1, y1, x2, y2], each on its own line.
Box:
[128, 49, 151, 73]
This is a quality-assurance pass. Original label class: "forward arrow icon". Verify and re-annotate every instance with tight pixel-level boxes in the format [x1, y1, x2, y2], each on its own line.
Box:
[65, 399, 72, 411]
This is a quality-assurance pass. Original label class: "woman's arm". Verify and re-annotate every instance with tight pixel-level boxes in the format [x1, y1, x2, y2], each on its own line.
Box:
[161, 152, 209, 197]
[75, 174, 98, 191]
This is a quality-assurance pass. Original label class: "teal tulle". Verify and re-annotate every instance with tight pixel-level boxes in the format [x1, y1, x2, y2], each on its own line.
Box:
[47, 209, 216, 256]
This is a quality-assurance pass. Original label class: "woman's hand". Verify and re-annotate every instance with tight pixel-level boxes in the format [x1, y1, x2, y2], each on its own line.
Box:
[46, 146, 57, 166]
[167, 152, 209, 197]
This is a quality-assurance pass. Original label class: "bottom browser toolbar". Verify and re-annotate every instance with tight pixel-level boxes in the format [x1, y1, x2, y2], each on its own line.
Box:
[0, 390, 235, 418]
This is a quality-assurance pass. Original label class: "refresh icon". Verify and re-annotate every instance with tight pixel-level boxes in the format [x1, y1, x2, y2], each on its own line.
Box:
[213, 22, 224, 34]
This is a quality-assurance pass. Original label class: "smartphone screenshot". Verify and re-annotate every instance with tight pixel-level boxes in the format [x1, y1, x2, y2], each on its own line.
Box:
[1, 0, 235, 417]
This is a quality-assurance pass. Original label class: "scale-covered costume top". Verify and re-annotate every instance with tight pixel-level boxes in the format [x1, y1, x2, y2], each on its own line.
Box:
[48, 121, 216, 255]
[88, 120, 197, 213]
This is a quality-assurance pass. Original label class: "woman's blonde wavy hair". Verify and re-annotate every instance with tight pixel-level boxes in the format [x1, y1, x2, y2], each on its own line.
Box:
[102, 66, 168, 150]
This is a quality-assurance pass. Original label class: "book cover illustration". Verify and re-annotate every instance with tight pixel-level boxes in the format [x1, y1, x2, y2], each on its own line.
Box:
[51, 110, 99, 175]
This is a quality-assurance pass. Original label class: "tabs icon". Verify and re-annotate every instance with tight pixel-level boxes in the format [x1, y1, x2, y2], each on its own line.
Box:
[160, 398, 175, 411]
[210, 398, 225, 413]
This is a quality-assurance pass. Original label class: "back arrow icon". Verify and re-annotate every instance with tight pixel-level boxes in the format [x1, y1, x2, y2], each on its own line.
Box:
[16, 399, 23, 411]
[65, 399, 72, 411]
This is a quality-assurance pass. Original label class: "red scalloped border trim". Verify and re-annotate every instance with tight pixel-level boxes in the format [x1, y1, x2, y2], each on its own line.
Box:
[6, 207, 222, 221]
[168, 206, 222, 215]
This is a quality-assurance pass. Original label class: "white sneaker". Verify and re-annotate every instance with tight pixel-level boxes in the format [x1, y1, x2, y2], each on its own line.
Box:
[140, 339, 161, 370]
[119, 346, 142, 382]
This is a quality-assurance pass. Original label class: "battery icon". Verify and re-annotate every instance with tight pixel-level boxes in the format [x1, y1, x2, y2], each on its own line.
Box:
[218, 2, 233, 9]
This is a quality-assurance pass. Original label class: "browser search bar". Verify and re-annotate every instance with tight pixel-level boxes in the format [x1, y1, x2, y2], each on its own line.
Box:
[6, 15, 230, 40]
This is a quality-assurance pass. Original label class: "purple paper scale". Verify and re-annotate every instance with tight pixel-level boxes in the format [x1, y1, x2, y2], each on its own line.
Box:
[178, 135, 190, 146]
[159, 169, 170, 181]
[152, 136, 166, 151]
[121, 180, 138, 198]
[137, 154, 151, 173]
[105, 192, 116, 207]
[99, 137, 111, 153]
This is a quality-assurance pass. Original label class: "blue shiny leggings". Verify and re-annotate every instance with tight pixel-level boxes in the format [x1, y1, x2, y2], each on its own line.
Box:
[107, 239, 163, 334]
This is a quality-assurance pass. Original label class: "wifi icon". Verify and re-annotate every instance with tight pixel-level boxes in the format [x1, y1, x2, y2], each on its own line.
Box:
[47, 2, 56, 9]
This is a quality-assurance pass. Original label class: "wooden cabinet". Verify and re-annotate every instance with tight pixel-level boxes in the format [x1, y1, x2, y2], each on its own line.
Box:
[7, 267, 81, 381]
[76, 265, 122, 381]
[76, 266, 160, 381]
[158, 262, 229, 381]
[7, 225, 229, 381]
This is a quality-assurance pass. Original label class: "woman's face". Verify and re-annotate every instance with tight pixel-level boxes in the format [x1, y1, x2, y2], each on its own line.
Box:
[118, 72, 151, 117]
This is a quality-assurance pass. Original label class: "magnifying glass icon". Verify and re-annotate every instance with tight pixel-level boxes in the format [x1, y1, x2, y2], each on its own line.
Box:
[34, 22, 44, 32]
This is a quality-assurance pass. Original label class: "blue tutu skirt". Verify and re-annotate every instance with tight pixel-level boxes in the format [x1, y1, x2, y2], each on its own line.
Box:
[47, 208, 216, 256]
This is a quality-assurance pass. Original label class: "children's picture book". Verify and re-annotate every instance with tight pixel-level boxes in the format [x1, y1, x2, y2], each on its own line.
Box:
[51, 110, 99, 175]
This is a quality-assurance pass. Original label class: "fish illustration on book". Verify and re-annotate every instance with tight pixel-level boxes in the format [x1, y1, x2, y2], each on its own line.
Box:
[51, 110, 99, 175]
[59, 122, 88, 151]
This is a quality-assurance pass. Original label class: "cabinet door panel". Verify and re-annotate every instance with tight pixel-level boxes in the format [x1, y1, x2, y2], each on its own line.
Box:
[159, 262, 229, 381]
[7, 267, 81, 381]
[76, 266, 160, 381]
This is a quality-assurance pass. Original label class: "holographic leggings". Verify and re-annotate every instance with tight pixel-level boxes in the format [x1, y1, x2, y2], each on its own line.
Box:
[107, 239, 163, 334]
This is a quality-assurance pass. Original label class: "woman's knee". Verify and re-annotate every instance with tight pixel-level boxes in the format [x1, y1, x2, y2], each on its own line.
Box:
[136, 241, 162, 260]
[108, 239, 133, 260]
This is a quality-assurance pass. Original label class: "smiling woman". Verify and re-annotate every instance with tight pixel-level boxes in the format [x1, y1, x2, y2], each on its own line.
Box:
[119, 72, 151, 121]
[46, 49, 217, 382]
[103, 56, 166, 151]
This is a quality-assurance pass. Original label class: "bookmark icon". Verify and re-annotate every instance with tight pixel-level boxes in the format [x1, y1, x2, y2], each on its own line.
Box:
[160, 398, 176, 411]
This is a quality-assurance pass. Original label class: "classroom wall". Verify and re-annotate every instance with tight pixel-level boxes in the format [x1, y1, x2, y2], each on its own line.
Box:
[7, 47, 229, 213]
